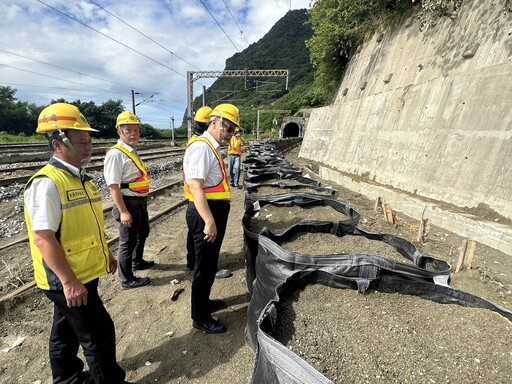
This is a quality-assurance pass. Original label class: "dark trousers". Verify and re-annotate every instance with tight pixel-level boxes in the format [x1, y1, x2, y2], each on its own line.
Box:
[186, 200, 230, 322]
[42, 279, 126, 384]
[113, 196, 150, 283]
[186, 230, 195, 271]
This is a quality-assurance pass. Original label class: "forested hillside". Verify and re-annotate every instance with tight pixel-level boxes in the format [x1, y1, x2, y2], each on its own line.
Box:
[1, 1, 463, 140]
[190, 9, 316, 133]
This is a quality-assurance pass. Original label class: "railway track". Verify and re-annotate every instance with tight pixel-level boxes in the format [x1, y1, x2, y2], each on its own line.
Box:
[0, 139, 184, 153]
[0, 148, 186, 186]
[0, 139, 301, 301]
[0, 180, 187, 302]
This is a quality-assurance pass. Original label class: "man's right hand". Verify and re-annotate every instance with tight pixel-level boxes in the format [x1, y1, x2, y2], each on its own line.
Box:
[63, 279, 88, 307]
[120, 211, 133, 228]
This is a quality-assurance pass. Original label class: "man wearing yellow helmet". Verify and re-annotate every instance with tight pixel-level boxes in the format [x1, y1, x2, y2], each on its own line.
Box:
[182, 103, 239, 334]
[188, 105, 213, 144]
[186, 105, 231, 279]
[24, 103, 131, 383]
[227, 127, 246, 188]
[104, 111, 153, 290]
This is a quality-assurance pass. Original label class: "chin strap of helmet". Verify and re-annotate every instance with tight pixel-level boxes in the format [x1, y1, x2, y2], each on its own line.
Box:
[218, 117, 228, 143]
[57, 130, 89, 166]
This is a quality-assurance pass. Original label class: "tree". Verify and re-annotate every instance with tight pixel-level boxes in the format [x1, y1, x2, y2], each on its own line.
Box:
[0, 86, 43, 135]
[306, 0, 414, 101]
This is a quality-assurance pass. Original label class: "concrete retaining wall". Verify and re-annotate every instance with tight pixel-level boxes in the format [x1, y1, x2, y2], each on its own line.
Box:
[299, 0, 512, 255]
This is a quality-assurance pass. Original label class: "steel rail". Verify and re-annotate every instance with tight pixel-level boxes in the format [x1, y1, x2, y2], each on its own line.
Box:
[0, 181, 187, 302]
[0, 149, 186, 186]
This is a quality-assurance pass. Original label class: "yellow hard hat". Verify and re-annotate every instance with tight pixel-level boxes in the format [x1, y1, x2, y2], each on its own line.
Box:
[194, 106, 213, 124]
[116, 111, 141, 128]
[36, 103, 98, 134]
[210, 103, 241, 129]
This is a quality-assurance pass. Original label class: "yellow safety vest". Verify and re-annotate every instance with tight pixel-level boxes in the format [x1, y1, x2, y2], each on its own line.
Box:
[187, 134, 199, 145]
[24, 161, 110, 290]
[107, 144, 150, 193]
[228, 136, 243, 156]
[183, 137, 231, 202]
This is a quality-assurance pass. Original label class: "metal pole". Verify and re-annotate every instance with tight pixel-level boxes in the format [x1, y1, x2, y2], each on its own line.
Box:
[171, 116, 175, 146]
[256, 110, 260, 141]
[131, 90, 136, 114]
[186, 71, 193, 140]
[202, 86, 206, 106]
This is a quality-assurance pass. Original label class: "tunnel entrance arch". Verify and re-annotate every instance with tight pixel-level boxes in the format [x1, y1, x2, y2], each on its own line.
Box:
[282, 122, 301, 138]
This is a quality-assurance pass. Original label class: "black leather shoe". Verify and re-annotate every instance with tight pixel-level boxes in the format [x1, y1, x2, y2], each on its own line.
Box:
[121, 276, 150, 290]
[208, 299, 227, 313]
[193, 318, 226, 334]
[215, 268, 232, 279]
[132, 259, 155, 271]
[77, 371, 93, 384]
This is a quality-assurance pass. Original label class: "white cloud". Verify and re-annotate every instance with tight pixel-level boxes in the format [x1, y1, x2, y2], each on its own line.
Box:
[0, 0, 311, 128]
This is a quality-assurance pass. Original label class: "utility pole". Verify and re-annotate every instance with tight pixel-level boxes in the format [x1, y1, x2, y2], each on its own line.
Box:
[256, 110, 260, 141]
[170, 116, 175, 147]
[132, 90, 157, 116]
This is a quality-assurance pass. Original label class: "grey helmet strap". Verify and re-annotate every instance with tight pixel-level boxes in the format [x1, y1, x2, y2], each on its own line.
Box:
[58, 130, 85, 166]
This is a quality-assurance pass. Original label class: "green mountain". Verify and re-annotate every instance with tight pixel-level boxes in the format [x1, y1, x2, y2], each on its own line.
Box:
[189, 9, 317, 135]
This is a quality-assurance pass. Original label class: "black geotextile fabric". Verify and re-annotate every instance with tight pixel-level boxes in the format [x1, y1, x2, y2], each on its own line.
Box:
[242, 194, 361, 292]
[244, 180, 339, 198]
[244, 167, 304, 183]
[246, 234, 512, 384]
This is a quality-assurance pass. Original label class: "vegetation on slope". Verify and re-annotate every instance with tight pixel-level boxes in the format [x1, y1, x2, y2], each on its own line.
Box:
[0, 1, 465, 140]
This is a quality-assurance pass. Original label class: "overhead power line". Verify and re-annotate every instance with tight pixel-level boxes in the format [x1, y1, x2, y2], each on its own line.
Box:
[222, 0, 250, 46]
[0, 49, 154, 94]
[198, 0, 240, 52]
[36, 0, 186, 78]
[87, 0, 202, 71]
[0, 63, 126, 96]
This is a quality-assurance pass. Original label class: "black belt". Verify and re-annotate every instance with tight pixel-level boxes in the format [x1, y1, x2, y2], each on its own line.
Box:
[188, 200, 230, 206]
[122, 195, 147, 201]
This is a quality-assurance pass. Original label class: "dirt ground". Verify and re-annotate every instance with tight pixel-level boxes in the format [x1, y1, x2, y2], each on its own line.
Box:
[1, 144, 511, 383]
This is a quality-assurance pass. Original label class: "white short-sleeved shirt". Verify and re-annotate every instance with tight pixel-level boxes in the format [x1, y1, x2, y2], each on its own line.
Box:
[103, 140, 147, 197]
[183, 131, 223, 187]
[24, 158, 81, 232]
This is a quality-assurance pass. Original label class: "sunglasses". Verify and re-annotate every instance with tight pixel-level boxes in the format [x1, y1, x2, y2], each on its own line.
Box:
[221, 120, 236, 134]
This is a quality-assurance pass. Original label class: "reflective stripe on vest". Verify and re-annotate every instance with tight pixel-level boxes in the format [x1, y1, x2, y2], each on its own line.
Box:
[24, 164, 110, 290]
[107, 144, 150, 193]
[183, 137, 231, 202]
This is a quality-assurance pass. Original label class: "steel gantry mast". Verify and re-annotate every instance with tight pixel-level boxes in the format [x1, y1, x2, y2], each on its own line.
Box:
[186, 69, 289, 139]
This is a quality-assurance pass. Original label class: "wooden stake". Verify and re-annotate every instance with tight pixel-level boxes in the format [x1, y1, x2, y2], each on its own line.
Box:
[416, 206, 428, 243]
[383, 203, 394, 224]
[374, 197, 382, 212]
[455, 239, 468, 273]
[464, 240, 477, 269]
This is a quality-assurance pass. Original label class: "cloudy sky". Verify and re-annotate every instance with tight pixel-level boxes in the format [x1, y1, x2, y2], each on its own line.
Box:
[0, 0, 312, 129]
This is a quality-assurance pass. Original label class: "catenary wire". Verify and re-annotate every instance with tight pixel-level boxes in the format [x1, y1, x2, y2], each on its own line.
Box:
[222, 0, 250, 46]
[87, 0, 202, 72]
[36, 0, 186, 78]
[0, 49, 155, 94]
[198, 0, 240, 52]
